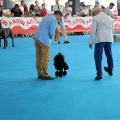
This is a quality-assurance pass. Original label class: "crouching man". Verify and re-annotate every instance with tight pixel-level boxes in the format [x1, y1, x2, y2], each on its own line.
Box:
[33, 10, 62, 80]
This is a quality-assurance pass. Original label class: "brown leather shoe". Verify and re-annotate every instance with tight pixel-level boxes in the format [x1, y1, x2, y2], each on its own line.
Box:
[42, 76, 54, 80]
[95, 76, 102, 80]
[104, 67, 113, 76]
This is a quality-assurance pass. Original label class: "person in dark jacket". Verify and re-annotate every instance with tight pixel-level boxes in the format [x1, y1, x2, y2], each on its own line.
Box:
[11, 4, 23, 17]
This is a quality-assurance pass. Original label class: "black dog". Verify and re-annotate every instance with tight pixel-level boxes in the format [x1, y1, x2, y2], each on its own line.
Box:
[0, 22, 14, 49]
[54, 53, 69, 77]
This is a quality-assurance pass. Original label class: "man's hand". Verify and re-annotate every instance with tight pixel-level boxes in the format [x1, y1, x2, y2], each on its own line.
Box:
[58, 18, 62, 23]
[64, 14, 68, 19]
[89, 44, 92, 49]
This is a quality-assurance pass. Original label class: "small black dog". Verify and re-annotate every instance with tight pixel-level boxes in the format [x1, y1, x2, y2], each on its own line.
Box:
[54, 53, 69, 77]
[0, 22, 14, 49]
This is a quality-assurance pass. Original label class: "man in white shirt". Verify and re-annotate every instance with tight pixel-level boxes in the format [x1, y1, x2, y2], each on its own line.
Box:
[64, 2, 72, 18]
[104, 2, 115, 18]
[20, 0, 25, 16]
[89, 8, 114, 80]
[54, 0, 69, 43]
[80, 4, 89, 17]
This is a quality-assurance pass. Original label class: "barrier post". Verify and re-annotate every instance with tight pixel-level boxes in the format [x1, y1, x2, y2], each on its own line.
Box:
[68, 0, 80, 16]
[117, 0, 120, 16]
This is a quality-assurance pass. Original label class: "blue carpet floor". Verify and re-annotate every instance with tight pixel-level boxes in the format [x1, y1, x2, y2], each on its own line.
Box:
[0, 35, 120, 120]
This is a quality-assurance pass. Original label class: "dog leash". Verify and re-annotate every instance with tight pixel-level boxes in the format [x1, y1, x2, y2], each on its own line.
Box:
[58, 36, 61, 52]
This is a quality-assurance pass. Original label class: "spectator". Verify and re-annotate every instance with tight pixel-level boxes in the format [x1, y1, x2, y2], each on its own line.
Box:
[91, 4, 98, 16]
[5, 8, 12, 17]
[34, 0, 41, 17]
[80, 4, 89, 17]
[104, 2, 115, 18]
[64, 2, 72, 18]
[11, 4, 23, 37]
[11, 4, 23, 17]
[79, 4, 89, 35]
[101, 5, 105, 12]
[29, 4, 35, 17]
[29, 4, 36, 37]
[0, 5, 6, 17]
[20, 0, 25, 16]
[24, 4, 28, 17]
[40, 4, 47, 17]
[0, 2, 2, 7]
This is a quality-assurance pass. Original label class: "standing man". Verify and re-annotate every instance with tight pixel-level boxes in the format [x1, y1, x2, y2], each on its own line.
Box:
[104, 2, 116, 18]
[54, 0, 69, 44]
[34, 0, 41, 17]
[89, 8, 114, 80]
[20, 0, 25, 16]
[33, 11, 62, 80]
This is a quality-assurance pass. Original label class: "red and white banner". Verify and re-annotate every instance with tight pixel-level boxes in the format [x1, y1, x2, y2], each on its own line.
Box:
[0, 17, 120, 34]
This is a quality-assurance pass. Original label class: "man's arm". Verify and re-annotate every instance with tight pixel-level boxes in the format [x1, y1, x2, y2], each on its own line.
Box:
[112, 20, 114, 34]
[104, 8, 114, 18]
[89, 17, 97, 48]
[104, 8, 108, 15]
[48, 21, 58, 39]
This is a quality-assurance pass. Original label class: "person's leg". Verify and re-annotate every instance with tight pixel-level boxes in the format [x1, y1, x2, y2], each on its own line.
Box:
[94, 43, 105, 77]
[104, 42, 113, 72]
[34, 38, 43, 77]
[34, 39, 54, 80]
[59, 17, 69, 43]
[40, 42, 50, 77]
[54, 26, 60, 44]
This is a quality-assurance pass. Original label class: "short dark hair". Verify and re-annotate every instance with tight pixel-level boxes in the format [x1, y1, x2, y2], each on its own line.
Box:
[101, 6, 105, 9]
[41, 4, 45, 6]
[14, 4, 19, 8]
[54, 10, 62, 17]
[110, 2, 115, 6]
[82, 3, 86, 7]
[21, 0, 24, 3]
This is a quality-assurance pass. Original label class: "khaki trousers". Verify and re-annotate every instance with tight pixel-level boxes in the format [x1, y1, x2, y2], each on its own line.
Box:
[34, 38, 50, 77]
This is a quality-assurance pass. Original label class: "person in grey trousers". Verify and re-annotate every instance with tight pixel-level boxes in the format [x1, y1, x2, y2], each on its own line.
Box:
[54, 0, 70, 44]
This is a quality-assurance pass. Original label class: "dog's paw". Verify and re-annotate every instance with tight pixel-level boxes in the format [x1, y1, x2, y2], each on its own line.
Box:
[59, 71, 63, 77]
[63, 71, 67, 76]
[55, 71, 59, 77]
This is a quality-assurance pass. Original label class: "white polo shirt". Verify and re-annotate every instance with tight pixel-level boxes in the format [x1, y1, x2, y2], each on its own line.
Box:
[20, 6, 24, 14]
[64, 7, 72, 17]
